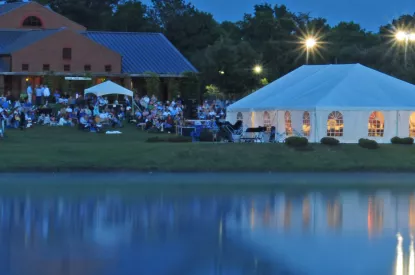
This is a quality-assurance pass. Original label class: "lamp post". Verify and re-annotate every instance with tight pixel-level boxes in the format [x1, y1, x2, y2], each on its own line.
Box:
[305, 37, 317, 65]
[395, 31, 415, 68]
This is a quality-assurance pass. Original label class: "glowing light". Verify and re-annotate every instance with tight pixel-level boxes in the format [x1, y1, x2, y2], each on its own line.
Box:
[219, 70, 224, 75]
[410, 33, 415, 41]
[25, 78, 29, 82]
[253, 65, 262, 74]
[396, 31, 407, 41]
[305, 37, 317, 49]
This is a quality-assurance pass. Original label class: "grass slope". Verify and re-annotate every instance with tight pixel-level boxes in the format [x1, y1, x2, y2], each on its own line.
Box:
[1, 126, 415, 172]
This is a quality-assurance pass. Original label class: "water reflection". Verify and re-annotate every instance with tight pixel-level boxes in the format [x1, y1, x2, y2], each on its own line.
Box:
[0, 190, 415, 274]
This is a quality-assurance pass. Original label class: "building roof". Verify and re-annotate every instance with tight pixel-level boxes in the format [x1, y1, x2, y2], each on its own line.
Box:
[83, 31, 198, 75]
[0, 29, 61, 54]
[0, 2, 27, 16]
[228, 64, 415, 112]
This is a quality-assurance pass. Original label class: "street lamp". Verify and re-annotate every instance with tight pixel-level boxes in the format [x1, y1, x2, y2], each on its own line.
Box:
[253, 65, 262, 74]
[395, 30, 415, 68]
[219, 70, 225, 75]
[304, 37, 317, 65]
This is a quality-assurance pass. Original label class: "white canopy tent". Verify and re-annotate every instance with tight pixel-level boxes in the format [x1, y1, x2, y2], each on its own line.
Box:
[227, 64, 415, 143]
[85, 80, 134, 112]
[84, 80, 133, 97]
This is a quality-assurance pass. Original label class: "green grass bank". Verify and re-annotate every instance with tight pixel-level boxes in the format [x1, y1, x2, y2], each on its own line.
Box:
[1, 126, 415, 172]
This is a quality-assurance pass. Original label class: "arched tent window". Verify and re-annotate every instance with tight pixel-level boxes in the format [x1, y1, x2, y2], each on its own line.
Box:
[22, 16, 42, 27]
[368, 111, 385, 137]
[236, 112, 243, 121]
[410, 113, 415, 137]
[327, 111, 343, 137]
[302, 111, 311, 137]
[263, 111, 271, 131]
[284, 111, 293, 135]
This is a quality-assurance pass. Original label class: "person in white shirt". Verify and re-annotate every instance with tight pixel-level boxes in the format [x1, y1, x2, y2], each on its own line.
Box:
[65, 106, 73, 113]
[43, 85, 50, 99]
[26, 84, 33, 103]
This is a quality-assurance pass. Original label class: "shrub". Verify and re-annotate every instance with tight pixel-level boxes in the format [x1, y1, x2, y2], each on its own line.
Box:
[358, 138, 379, 149]
[146, 136, 165, 143]
[167, 136, 192, 143]
[320, 137, 340, 146]
[199, 129, 214, 142]
[391, 136, 414, 145]
[285, 136, 308, 147]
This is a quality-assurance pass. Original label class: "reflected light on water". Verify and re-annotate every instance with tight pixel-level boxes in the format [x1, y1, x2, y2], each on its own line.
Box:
[396, 233, 404, 275]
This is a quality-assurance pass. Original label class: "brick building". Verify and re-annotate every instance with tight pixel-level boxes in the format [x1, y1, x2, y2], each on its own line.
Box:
[0, 1, 197, 99]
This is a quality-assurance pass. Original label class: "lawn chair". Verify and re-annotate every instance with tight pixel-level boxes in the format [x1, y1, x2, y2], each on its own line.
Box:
[191, 125, 203, 142]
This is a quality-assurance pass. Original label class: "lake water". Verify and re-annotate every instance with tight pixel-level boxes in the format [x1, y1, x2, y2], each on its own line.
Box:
[0, 188, 412, 275]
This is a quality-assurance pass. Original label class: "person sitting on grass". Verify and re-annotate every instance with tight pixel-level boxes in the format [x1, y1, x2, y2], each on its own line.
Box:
[164, 114, 174, 133]
[79, 114, 90, 130]
[58, 115, 72, 126]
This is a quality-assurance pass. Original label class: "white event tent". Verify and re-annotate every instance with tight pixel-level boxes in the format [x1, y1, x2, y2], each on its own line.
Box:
[226, 64, 415, 143]
[85, 80, 134, 112]
[84, 80, 133, 97]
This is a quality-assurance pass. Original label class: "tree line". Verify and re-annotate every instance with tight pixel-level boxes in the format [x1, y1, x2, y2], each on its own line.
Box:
[10, 0, 415, 99]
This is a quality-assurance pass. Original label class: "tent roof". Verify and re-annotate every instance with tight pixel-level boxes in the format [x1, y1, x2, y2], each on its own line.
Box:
[228, 64, 415, 111]
[84, 80, 133, 97]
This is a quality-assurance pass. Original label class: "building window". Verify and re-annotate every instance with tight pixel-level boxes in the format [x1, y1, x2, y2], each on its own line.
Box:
[105, 65, 112, 72]
[62, 48, 72, 60]
[327, 111, 343, 137]
[42, 64, 50, 71]
[284, 111, 293, 136]
[368, 111, 385, 137]
[236, 112, 243, 121]
[410, 113, 415, 137]
[302, 111, 311, 137]
[84, 64, 91, 71]
[64, 64, 70, 71]
[22, 16, 42, 27]
[263, 111, 271, 132]
[21, 64, 29, 71]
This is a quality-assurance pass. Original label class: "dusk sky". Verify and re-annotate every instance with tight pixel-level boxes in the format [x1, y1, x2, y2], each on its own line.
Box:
[144, 0, 415, 32]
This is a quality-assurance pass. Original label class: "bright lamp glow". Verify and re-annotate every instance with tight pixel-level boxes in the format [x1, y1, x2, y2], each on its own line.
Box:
[219, 70, 224, 75]
[253, 65, 262, 74]
[410, 33, 415, 41]
[305, 38, 317, 49]
[396, 31, 407, 41]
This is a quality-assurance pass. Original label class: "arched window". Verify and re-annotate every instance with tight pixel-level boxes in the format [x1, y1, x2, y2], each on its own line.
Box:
[284, 111, 293, 135]
[410, 113, 415, 137]
[302, 111, 311, 137]
[236, 112, 243, 121]
[368, 111, 384, 137]
[327, 111, 343, 137]
[22, 16, 42, 27]
[263, 111, 271, 131]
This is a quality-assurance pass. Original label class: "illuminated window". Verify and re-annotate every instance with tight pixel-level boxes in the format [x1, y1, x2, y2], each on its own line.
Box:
[263, 111, 271, 132]
[409, 112, 415, 137]
[327, 111, 343, 137]
[22, 16, 42, 27]
[236, 112, 243, 121]
[284, 111, 292, 135]
[368, 111, 384, 137]
[302, 111, 311, 137]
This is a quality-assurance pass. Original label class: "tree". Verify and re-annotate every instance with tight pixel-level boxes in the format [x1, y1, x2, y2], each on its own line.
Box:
[109, 0, 159, 32]
[144, 72, 161, 99]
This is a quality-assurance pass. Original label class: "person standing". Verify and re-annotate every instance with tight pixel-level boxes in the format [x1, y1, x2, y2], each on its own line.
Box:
[43, 84, 50, 102]
[35, 85, 43, 106]
[26, 83, 33, 104]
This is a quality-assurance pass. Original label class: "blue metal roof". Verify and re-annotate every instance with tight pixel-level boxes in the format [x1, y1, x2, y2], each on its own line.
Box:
[0, 29, 60, 54]
[0, 2, 27, 16]
[83, 31, 198, 75]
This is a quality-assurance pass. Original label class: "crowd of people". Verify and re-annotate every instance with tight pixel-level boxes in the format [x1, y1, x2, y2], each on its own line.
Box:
[0, 83, 232, 136]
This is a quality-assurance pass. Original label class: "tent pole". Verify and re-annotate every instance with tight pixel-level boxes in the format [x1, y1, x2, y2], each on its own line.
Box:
[396, 111, 399, 137]
[314, 110, 318, 143]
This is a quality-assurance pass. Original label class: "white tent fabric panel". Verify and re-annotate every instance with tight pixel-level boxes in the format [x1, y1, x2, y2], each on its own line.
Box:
[398, 111, 411, 137]
[84, 80, 133, 97]
[227, 64, 415, 112]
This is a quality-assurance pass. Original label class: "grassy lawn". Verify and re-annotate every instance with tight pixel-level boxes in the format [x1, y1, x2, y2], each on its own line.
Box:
[1, 125, 415, 172]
